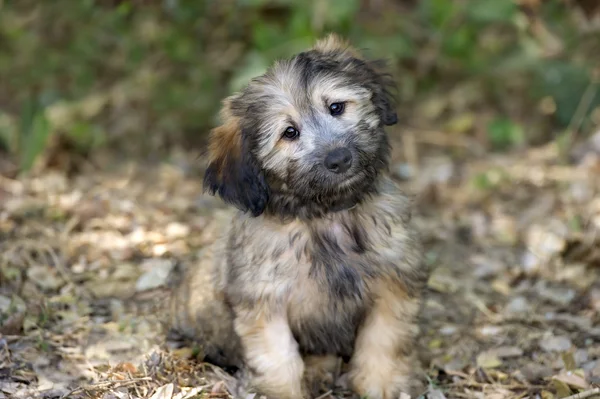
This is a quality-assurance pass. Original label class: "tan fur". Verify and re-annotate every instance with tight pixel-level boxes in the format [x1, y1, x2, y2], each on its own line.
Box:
[206, 118, 242, 175]
[234, 307, 306, 399]
[168, 210, 243, 367]
[349, 280, 423, 398]
[169, 35, 428, 399]
[313, 33, 362, 59]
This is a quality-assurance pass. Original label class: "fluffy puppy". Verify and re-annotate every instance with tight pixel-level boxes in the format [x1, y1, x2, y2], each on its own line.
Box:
[169, 34, 429, 399]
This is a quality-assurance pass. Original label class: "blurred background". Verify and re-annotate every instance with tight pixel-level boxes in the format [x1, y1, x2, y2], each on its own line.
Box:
[2, 1, 600, 398]
[0, 0, 599, 174]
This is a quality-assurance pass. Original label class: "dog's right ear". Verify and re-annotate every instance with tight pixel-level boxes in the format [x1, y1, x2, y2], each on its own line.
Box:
[203, 99, 270, 217]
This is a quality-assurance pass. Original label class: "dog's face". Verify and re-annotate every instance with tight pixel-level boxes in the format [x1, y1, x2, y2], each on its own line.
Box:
[204, 35, 397, 218]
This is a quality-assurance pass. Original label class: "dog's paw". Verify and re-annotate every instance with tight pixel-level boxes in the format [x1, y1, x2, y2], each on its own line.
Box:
[349, 368, 412, 399]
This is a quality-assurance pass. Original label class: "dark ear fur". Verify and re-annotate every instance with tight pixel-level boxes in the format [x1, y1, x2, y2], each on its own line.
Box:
[369, 60, 398, 126]
[203, 105, 269, 217]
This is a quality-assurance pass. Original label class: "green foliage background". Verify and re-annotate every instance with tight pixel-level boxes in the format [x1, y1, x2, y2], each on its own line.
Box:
[0, 0, 598, 170]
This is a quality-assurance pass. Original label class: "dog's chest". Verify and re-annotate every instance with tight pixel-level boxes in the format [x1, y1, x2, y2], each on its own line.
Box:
[286, 223, 371, 357]
[230, 216, 376, 356]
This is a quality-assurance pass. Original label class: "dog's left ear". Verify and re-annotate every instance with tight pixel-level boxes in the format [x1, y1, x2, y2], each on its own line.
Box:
[368, 61, 398, 126]
[314, 34, 399, 126]
[203, 98, 270, 217]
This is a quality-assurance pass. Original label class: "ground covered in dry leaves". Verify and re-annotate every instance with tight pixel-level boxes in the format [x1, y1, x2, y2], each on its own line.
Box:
[1, 132, 600, 399]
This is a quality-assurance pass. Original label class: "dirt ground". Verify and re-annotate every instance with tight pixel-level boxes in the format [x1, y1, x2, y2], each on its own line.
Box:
[1, 130, 600, 399]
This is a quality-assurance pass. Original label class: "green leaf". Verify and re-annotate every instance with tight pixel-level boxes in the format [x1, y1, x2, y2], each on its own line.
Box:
[289, 8, 314, 38]
[252, 21, 285, 52]
[418, 0, 457, 29]
[487, 117, 525, 150]
[322, 0, 360, 27]
[358, 35, 415, 61]
[534, 61, 600, 128]
[18, 100, 51, 172]
[0, 114, 15, 152]
[69, 121, 106, 151]
[473, 172, 493, 191]
[237, 0, 292, 6]
[465, 0, 518, 24]
[229, 51, 270, 94]
[441, 24, 477, 60]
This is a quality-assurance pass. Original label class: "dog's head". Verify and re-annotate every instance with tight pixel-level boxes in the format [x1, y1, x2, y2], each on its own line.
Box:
[204, 34, 397, 218]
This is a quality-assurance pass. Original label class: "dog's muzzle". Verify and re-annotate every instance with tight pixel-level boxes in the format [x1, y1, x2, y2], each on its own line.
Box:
[324, 147, 353, 174]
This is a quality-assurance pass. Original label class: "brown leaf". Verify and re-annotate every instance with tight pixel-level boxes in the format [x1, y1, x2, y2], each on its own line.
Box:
[0, 312, 25, 335]
[114, 362, 138, 374]
[562, 352, 577, 371]
[521, 363, 554, 382]
[476, 350, 502, 369]
[427, 388, 448, 399]
[553, 371, 589, 390]
[150, 383, 174, 399]
[572, 0, 600, 18]
[491, 346, 524, 359]
[27, 265, 65, 291]
[540, 390, 555, 399]
[551, 378, 572, 398]
[211, 381, 226, 394]
[540, 335, 573, 353]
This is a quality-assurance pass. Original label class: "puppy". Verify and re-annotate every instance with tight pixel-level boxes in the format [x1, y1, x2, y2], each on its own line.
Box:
[169, 34, 429, 399]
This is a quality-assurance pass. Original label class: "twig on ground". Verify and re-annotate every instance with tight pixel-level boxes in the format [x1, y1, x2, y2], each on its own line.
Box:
[60, 377, 154, 398]
[562, 388, 600, 399]
[315, 390, 333, 399]
[452, 381, 544, 390]
[464, 292, 498, 320]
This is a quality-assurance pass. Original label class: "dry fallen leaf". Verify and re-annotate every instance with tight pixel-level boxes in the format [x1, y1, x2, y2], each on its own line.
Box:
[150, 383, 174, 399]
[477, 350, 503, 369]
[211, 381, 226, 394]
[540, 335, 573, 353]
[427, 388, 448, 399]
[135, 259, 176, 292]
[552, 371, 589, 390]
[491, 346, 524, 359]
[114, 362, 138, 374]
[551, 379, 572, 398]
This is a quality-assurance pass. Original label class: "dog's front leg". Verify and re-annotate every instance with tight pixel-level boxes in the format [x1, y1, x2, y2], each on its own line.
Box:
[234, 307, 306, 399]
[349, 281, 422, 399]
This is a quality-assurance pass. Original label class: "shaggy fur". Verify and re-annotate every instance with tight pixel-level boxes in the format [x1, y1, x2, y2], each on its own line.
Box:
[169, 34, 429, 399]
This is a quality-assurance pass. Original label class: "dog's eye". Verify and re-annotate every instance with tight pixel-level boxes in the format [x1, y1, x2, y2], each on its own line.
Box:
[329, 102, 345, 116]
[282, 126, 300, 140]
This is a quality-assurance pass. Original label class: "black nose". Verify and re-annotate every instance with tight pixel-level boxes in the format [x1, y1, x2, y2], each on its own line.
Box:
[324, 148, 353, 174]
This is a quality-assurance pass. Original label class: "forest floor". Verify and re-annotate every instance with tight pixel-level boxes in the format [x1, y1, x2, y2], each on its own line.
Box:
[1, 131, 600, 399]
